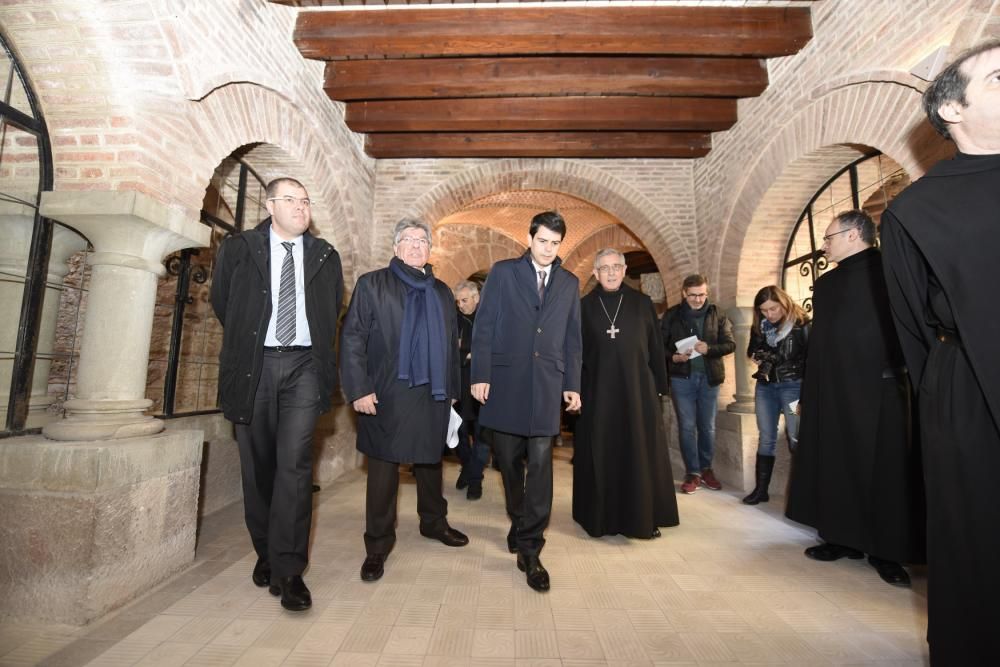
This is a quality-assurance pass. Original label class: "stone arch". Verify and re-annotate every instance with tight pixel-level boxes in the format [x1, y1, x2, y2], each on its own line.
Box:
[430, 225, 526, 290]
[717, 78, 942, 306]
[191, 83, 360, 283]
[396, 159, 694, 289]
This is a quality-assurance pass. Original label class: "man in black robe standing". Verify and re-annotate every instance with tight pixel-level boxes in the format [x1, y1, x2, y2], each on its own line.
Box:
[574, 249, 679, 539]
[471, 211, 582, 593]
[880, 40, 1000, 663]
[340, 218, 469, 583]
[453, 280, 488, 500]
[785, 210, 924, 587]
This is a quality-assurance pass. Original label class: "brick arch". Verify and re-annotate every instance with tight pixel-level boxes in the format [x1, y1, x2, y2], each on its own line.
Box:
[718, 78, 939, 306]
[429, 224, 526, 290]
[401, 159, 693, 287]
[561, 225, 647, 293]
[190, 83, 360, 284]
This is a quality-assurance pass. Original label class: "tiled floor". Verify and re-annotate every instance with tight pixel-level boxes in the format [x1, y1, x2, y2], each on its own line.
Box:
[3, 448, 929, 666]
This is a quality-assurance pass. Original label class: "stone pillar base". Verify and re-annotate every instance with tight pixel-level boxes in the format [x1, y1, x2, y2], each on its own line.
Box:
[43, 398, 164, 441]
[0, 430, 203, 625]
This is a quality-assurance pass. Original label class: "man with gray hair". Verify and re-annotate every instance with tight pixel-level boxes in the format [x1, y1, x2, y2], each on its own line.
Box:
[574, 249, 678, 539]
[453, 279, 489, 500]
[341, 218, 469, 583]
[880, 40, 1000, 662]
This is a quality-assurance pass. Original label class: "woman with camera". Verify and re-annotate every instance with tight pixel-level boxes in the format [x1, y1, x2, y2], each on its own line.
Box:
[743, 285, 810, 505]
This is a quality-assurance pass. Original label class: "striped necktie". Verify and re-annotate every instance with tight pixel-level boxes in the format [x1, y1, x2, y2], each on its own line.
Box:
[275, 241, 296, 345]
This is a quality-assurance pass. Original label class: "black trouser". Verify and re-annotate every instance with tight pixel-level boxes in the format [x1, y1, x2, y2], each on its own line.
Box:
[235, 349, 319, 579]
[365, 456, 448, 555]
[492, 431, 553, 557]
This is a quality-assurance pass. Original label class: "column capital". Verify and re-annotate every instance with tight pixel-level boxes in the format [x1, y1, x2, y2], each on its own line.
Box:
[40, 191, 210, 272]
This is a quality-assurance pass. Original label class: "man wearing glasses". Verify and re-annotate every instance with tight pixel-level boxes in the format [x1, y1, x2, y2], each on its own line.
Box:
[471, 211, 582, 592]
[212, 178, 344, 611]
[661, 274, 735, 494]
[340, 219, 468, 584]
[573, 249, 678, 540]
[785, 209, 923, 588]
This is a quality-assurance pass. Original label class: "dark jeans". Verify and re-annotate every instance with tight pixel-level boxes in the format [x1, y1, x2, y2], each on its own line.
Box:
[364, 456, 448, 555]
[492, 430, 553, 557]
[456, 419, 489, 484]
[234, 348, 319, 579]
[670, 373, 720, 475]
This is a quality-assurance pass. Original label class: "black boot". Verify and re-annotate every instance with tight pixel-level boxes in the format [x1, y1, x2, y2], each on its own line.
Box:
[742, 454, 775, 505]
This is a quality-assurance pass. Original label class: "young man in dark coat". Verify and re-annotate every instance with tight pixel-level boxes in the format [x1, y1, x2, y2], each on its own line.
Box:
[453, 280, 488, 500]
[785, 210, 924, 587]
[340, 218, 468, 583]
[574, 248, 678, 540]
[471, 211, 583, 592]
[660, 275, 735, 493]
[879, 41, 1000, 663]
[211, 177, 344, 612]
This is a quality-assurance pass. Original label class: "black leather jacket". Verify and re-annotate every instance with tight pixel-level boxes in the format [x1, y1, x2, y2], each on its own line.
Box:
[747, 322, 809, 383]
[661, 303, 736, 387]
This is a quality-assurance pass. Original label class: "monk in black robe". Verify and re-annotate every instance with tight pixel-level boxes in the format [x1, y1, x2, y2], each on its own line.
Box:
[879, 41, 1000, 664]
[573, 249, 679, 539]
[786, 210, 924, 587]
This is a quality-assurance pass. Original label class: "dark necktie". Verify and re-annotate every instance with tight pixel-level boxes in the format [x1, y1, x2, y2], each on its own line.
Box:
[537, 269, 546, 301]
[275, 241, 296, 345]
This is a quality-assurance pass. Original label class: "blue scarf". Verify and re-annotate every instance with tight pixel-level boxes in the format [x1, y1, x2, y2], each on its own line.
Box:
[761, 318, 793, 347]
[390, 257, 448, 401]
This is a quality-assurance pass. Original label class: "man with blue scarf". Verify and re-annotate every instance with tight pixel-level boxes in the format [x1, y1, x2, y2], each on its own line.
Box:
[340, 219, 468, 583]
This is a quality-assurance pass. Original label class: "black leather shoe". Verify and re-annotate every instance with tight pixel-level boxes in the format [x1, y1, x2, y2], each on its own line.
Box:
[419, 525, 469, 547]
[805, 542, 865, 561]
[361, 553, 386, 582]
[651, 528, 662, 538]
[456, 474, 469, 490]
[268, 575, 311, 611]
[506, 529, 518, 553]
[517, 553, 550, 592]
[251, 558, 271, 587]
[868, 556, 911, 587]
[467, 484, 482, 500]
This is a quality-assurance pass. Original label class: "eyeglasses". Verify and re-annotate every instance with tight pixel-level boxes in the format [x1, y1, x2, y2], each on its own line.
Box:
[596, 263, 626, 275]
[397, 236, 430, 247]
[822, 226, 857, 242]
[267, 196, 313, 207]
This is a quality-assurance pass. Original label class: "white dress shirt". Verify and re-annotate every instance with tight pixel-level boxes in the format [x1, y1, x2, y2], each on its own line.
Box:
[264, 229, 312, 347]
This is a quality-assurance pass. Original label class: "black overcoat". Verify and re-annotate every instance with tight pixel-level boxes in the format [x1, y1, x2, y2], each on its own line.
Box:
[573, 285, 678, 538]
[880, 151, 1000, 664]
[785, 247, 924, 564]
[457, 309, 478, 421]
[471, 253, 582, 437]
[339, 262, 460, 464]
[210, 219, 343, 423]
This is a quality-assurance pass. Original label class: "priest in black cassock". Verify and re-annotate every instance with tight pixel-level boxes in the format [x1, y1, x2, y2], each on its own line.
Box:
[880, 41, 1000, 664]
[573, 248, 679, 539]
[785, 210, 924, 587]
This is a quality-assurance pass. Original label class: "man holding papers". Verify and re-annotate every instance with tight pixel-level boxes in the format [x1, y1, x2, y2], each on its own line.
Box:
[661, 275, 735, 494]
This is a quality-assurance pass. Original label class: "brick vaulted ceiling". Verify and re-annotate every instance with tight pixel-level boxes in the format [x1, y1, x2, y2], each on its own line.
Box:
[269, 1, 816, 159]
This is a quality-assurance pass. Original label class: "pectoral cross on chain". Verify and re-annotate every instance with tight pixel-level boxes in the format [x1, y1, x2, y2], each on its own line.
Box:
[606, 324, 620, 339]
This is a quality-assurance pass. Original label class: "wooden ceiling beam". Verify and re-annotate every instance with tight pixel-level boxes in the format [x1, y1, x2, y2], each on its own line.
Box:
[345, 96, 737, 133]
[325, 56, 768, 100]
[364, 132, 712, 159]
[294, 6, 813, 59]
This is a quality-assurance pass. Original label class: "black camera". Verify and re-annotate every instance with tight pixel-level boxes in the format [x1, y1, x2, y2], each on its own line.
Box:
[752, 350, 776, 382]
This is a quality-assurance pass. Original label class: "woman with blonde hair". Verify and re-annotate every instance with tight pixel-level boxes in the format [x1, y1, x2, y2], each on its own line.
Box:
[743, 285, 810, 505]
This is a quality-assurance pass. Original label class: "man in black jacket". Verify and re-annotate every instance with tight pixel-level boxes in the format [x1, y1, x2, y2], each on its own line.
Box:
[453, 280, 488, 500]
[661, 275, 735, 494]
[211, 177, 344, 612]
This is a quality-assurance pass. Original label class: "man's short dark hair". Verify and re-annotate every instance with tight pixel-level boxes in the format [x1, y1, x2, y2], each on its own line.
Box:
[834, 209, 877, 246]
[682, 274, 708, 291]
[923, 40, 1000, 139]
[265, 177, 307, 198]
[529, 210, 567, 240]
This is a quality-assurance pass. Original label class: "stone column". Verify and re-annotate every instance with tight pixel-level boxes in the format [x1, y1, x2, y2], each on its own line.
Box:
[39, 192, 210, 441]
[0, 200, 88, 429]
[726, 305, 756, 414]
